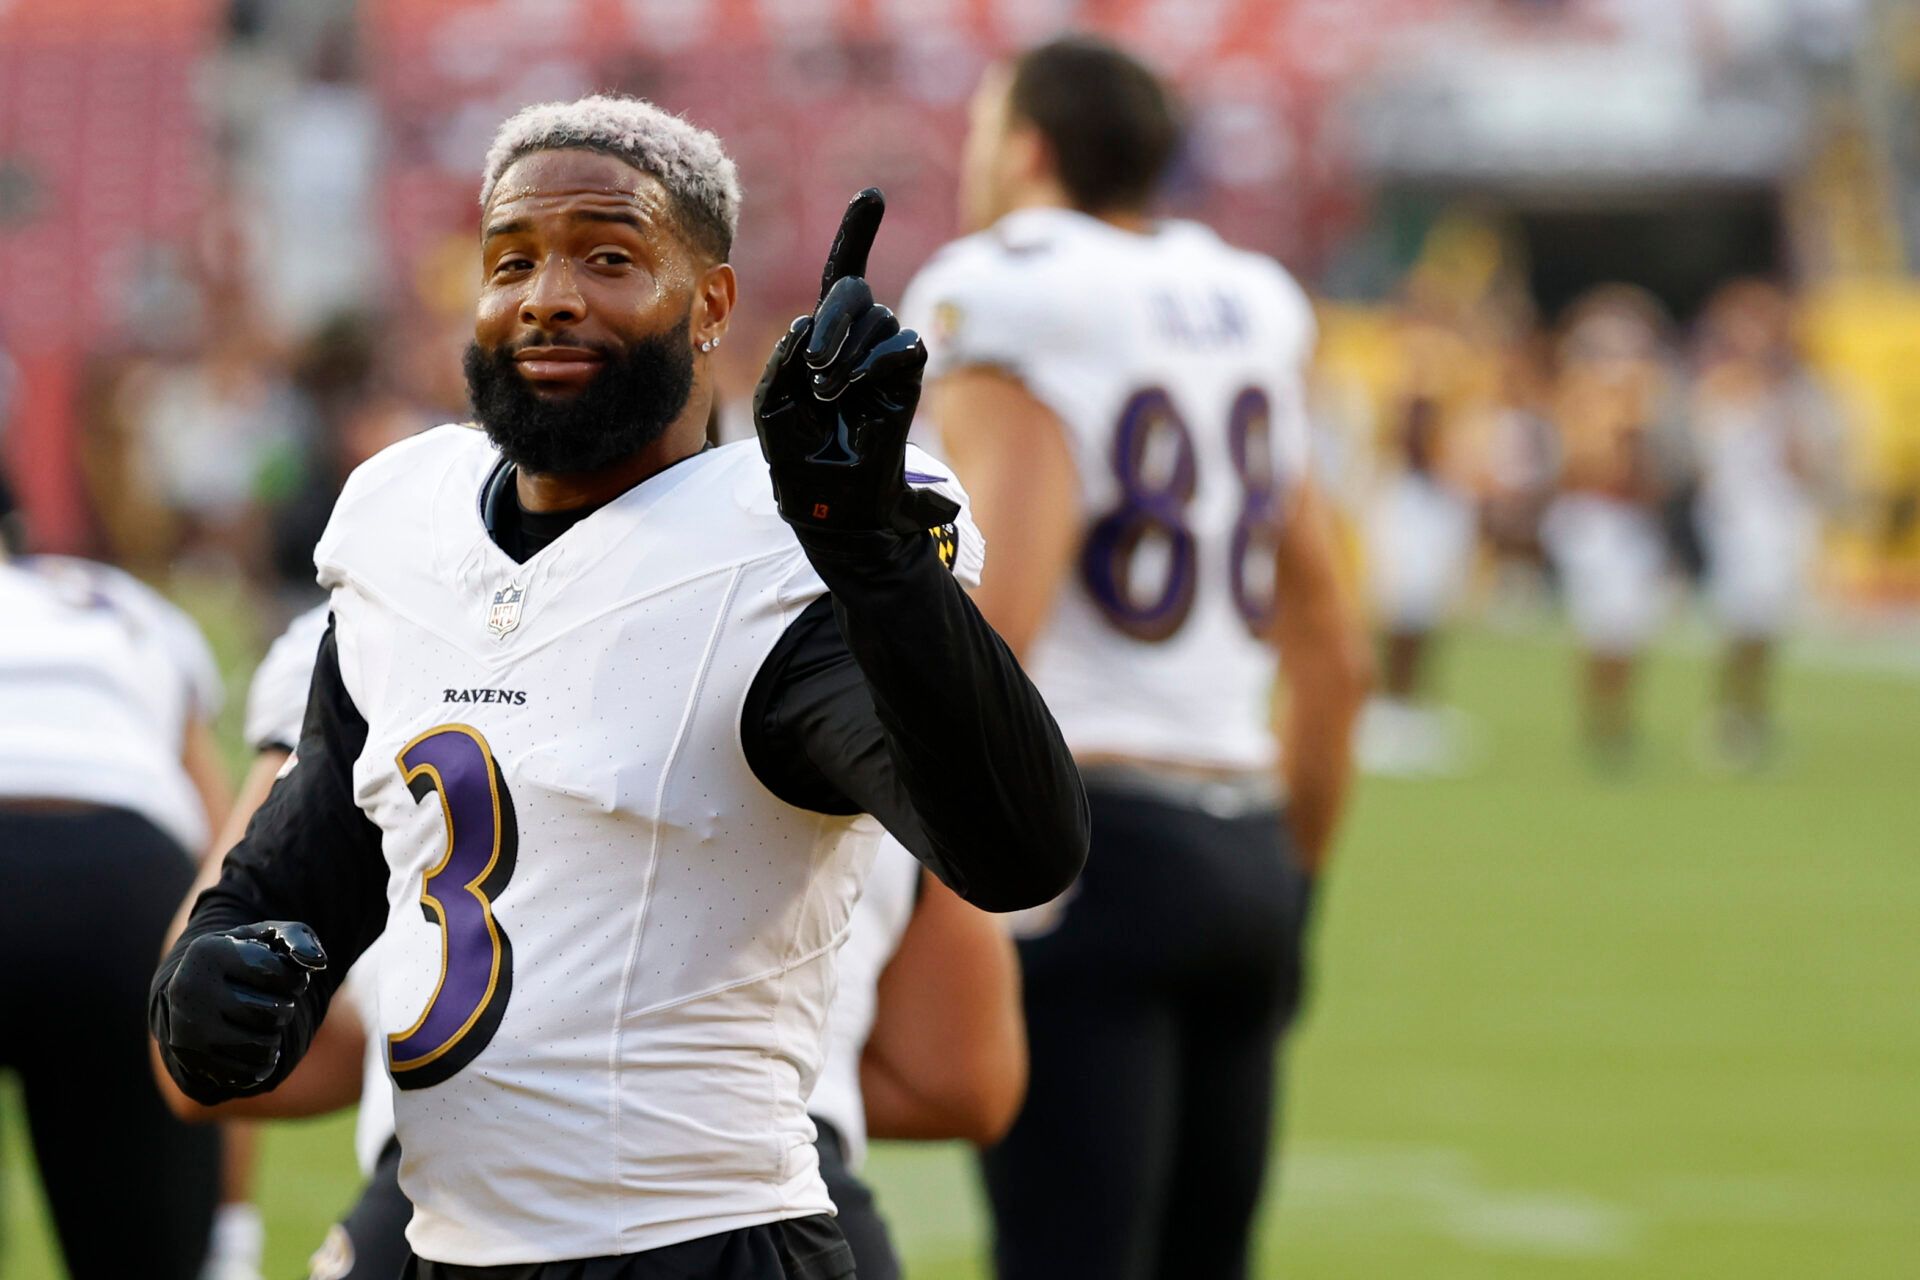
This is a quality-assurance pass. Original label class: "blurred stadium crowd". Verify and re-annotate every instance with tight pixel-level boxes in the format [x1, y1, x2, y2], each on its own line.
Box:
[9, 0, 1920, 671]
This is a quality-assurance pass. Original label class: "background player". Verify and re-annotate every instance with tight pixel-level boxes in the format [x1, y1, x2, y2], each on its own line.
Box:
[148, 95, 1084, 1279]
[902, 37, 1372, 1280]
[0, 475, 231, 1279]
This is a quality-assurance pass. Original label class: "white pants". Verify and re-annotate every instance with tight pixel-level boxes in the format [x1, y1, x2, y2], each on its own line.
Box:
[1697, 496, 1813, 640]
[1368, 473, 1476, 631]
[1542, 495, 1669, 655]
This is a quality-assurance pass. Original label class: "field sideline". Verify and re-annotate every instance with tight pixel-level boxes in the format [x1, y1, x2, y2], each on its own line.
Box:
[5, 617, 1916, 1278]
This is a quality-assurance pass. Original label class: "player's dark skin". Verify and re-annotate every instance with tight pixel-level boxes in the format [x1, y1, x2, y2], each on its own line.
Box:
[476, 148, 735, 513]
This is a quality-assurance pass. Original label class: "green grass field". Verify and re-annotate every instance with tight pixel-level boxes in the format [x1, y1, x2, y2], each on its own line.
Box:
[5, 616, 1917, 1278]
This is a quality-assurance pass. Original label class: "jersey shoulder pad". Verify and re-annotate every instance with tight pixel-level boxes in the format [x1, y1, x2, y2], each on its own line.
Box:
[725, 437, 984, 591]
[904, 226, 1087, 382]
[710, 437, 821, 533]
[29, 555, 223, 719]
[243, 602, 330, 753]
[900, 443, 985, 590]
[314, 424, 491, 590]
[29, 554, 165, 618]
[1245, 252, 1317, 363]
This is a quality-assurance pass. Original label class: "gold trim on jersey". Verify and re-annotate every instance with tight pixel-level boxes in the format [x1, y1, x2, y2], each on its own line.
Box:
[389, 722, 508, 1074]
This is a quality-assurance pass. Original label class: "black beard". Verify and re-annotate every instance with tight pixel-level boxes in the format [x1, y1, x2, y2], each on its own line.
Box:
[464, 315, 694, 474]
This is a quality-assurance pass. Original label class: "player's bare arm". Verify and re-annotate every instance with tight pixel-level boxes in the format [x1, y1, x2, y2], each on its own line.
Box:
[1272, 480, 1371, 871]
[859, 869, 1027, 1146]
[928, 367, 1083, 659]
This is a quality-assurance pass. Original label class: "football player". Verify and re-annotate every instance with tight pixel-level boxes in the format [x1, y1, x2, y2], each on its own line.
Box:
[901, 38, 1372, 1280]
[163, 605, 1024, 1280]
[0, 479, 231, 1279]
[147, 94, 1085, 1280]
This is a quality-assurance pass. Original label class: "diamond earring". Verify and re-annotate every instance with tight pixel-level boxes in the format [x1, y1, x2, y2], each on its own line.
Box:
[700, 338, 716, 353]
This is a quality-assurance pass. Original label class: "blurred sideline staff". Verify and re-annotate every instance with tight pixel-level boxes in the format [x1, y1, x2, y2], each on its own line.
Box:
[0, 472, 231, 1279]
[1538, 285, 1678, 763]
[1328, 261, 1850, 769]
[155, 605, 1029, 1280]
[1359, 393, 1478, 776]
[1686, 280, 1842, 766]
[904, 37, 1371, 1280]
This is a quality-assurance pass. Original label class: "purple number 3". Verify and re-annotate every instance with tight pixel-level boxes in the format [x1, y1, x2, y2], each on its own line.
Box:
[388, 724, 518, 1090]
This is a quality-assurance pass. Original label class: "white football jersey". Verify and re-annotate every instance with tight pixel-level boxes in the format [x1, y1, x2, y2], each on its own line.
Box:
[0, 555, 221, 851]
[345, 936, 398, 1176]
[243, 602, 329, 752]
[903, 208, 1314, 772]
[805, 838, 920, 1171]
[313, 425, 979, 1265]
[241, 603, 927, 1183]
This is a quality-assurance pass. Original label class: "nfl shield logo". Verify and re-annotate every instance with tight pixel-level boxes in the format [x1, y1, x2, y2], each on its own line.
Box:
[486, 583, 526, 638]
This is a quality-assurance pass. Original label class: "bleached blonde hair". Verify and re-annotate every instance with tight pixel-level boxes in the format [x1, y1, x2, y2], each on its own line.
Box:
[480, 94, 742, 261]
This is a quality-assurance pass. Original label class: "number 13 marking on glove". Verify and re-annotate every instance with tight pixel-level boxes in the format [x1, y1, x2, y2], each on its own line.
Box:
[388, 724, 518, 1090]
[1081, 386, 1280, 640]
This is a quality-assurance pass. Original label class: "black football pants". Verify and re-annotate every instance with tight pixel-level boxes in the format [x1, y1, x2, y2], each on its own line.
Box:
[980, 783, 1313, 1280]
[0, 807, 221, 1280]
[328, 1136, 876, 1280]
[814, 1119, 900, 1280]
[308, 1137, 412, 1280]
[402, 1215, 854, 1279]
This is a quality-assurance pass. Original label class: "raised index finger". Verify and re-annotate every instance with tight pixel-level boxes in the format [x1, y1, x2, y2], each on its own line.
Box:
[819, 188, 885, 303]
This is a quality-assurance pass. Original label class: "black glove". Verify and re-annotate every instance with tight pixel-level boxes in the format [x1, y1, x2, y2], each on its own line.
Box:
[153, 920, 327, 1099]
[753, 188, 959, 536]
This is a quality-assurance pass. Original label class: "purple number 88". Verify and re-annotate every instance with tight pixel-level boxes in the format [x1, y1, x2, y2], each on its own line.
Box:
[1080, 385, 1280, 641]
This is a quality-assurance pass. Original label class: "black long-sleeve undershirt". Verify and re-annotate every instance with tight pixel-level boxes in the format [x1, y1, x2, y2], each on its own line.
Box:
[151, 493, 1087, 1106]
[151, 621, 386, 1105]
[750, 525, 1089, 911]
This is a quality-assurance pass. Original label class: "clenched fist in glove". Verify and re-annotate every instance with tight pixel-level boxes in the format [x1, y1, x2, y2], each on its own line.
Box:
[151, 920, 327, 1103]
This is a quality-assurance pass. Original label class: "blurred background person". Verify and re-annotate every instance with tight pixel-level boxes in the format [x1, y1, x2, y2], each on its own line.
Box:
[1474, 331, 1563, 608]
[1359, 391, 1478, 777]
[1687, 278, 1843, 768]
[0, 473, 229, 1279]
[1540, 286, 1682, 767]
[905, 37, 1369, 1280]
